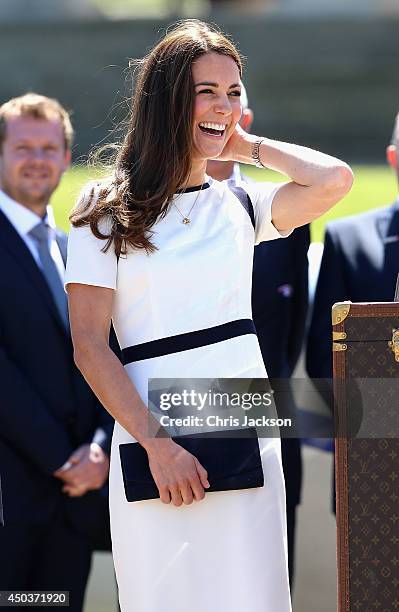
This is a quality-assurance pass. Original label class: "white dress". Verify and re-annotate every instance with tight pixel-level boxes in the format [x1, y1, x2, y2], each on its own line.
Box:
[65, 176, 292, 612]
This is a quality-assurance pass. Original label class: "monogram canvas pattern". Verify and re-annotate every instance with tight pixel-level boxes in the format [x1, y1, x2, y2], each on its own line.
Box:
[344, 316, 399, 343]
[334, 304, 399, 611]
[348, 438, 399, 611]
[345, 342, 399, 438]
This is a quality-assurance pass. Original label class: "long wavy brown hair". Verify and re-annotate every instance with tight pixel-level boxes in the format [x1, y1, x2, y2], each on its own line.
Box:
[70, 19, 243, 256]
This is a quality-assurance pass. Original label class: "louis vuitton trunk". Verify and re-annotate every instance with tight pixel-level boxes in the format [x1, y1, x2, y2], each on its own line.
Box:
[333, 301, 399, 612]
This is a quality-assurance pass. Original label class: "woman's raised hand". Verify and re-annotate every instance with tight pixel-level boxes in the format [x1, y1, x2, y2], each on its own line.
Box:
[215, 122, 251, 163]
[146, 439, 210, 506]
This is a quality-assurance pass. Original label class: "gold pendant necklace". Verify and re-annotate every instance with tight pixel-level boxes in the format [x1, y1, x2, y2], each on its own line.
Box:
[173, 182, 204, 225]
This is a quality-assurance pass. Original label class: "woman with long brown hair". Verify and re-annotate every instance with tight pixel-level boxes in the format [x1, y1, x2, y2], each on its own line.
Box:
[65, 19, 352, 611]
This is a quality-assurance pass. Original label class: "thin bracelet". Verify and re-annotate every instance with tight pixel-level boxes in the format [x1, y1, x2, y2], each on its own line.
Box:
[251, 138, 266, 168]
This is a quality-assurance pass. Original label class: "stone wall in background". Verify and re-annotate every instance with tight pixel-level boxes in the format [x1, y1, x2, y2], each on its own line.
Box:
[1, 16, 397, 162]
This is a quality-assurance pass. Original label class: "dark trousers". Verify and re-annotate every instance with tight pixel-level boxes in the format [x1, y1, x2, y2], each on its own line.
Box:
[286, 503, 297, 591]
[0, 515, 92, 612]
[281, 437, 302, 592]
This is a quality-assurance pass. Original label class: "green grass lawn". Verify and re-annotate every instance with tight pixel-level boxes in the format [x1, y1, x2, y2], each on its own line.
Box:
[92, 0, 206, 18]
[51, 164, 398, 242]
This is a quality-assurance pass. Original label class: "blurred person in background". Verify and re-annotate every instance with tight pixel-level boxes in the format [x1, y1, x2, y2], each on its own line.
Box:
[307, 111, 399, 380]
[0, 93, 113, 612]
[207, 84, 310, 590]
[65, 19, 352, 612]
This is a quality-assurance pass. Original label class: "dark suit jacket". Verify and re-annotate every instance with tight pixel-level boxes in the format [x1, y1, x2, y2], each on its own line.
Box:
[249, 183, 310, 507]
[0, 210, 113, 542]
[306, 203, 399, 380]
[252, 225, 310, 379]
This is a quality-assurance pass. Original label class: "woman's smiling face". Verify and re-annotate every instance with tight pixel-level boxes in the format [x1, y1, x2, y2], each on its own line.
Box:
[192, 52, 242, 162]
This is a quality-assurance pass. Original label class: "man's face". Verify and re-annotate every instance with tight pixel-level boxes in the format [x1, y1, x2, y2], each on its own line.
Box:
[0, 115, 71, 212]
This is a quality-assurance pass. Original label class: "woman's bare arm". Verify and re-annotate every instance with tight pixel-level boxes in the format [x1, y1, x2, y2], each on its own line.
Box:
[220, 125, 354, 231]
[67, 283, 209, 506]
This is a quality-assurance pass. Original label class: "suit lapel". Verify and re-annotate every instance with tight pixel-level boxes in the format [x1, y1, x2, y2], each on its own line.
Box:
[376, 205, 399, 282]
[0, 210, 68, 335]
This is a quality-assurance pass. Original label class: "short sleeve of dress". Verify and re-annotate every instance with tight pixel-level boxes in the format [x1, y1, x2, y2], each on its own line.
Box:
[64, 188, 117, 290]
[244, 181, 294, 246]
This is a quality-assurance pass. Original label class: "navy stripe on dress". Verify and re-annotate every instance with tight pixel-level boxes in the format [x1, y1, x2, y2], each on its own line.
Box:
[226, 182, 255, 229]
[121, 319, 257, 364]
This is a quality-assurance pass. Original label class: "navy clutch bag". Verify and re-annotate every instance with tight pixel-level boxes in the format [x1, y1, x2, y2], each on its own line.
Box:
[119, 428, 264, 502]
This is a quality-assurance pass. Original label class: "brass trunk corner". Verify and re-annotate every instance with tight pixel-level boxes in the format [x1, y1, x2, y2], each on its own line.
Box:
[332, 302, 351, 326]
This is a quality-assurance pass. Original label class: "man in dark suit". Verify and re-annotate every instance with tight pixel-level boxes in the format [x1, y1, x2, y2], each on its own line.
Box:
[0, 93, 113, 611]
[307, 111, 399, 381]
[207, 86, 310, 589]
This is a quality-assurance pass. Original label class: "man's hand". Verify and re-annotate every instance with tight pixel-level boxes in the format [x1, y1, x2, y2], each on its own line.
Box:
[53, 443, 109, 497]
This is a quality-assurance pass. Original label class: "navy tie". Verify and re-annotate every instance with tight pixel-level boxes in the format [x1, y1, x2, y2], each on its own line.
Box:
[29, 222, 69, 329]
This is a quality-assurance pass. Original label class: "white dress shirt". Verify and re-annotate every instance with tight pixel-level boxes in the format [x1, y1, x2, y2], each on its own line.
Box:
[229, 162, 244, 184]
[0, 189, 65, 283]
